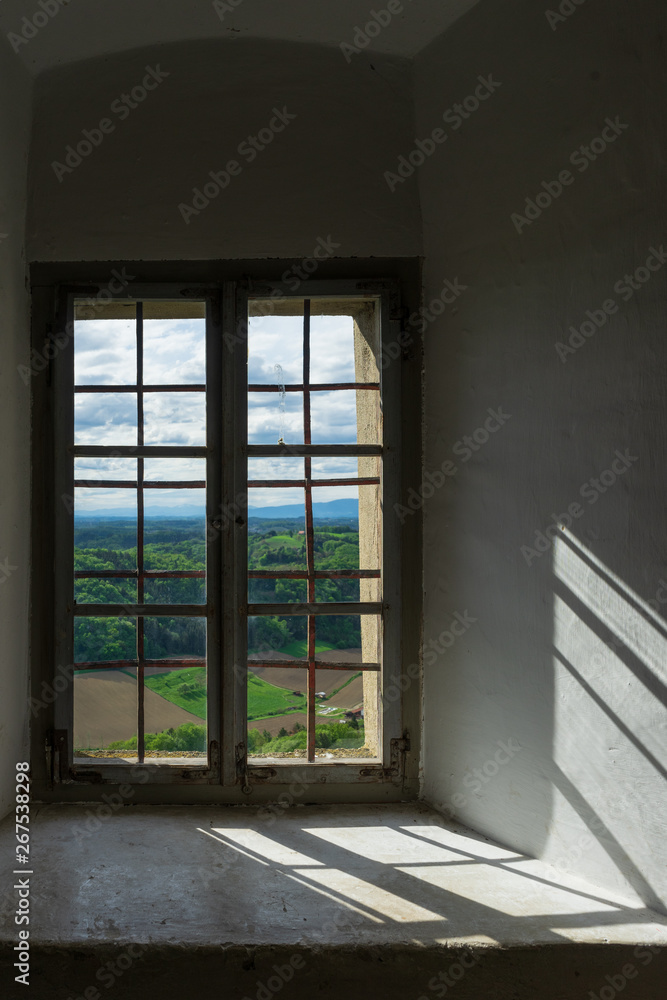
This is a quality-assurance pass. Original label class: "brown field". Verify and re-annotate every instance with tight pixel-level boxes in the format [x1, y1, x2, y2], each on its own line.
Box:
[73, 669, 203, 748]
[248, 648, 365, 735]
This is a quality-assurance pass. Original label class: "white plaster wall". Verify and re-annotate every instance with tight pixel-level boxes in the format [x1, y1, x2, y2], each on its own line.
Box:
[0, 54, 31, 820]
[27, 39, 419, 261]
[416, 0, 667, 911]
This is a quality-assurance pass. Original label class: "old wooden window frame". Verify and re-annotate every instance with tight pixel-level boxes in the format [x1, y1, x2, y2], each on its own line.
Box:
[32, 263, 415, 797]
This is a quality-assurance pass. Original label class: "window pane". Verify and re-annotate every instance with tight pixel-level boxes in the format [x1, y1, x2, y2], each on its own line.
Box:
[310, 313, 356, 383]
[143, 301, 206, 385]
[144, 485, 206, 604]
[143, 392, 206, 447]
[143, 616, 206, 660]
[144, 457, 206, 481]
[248, 614, 307, 659]
[248, 390, 304, 445]
[74, 300, 136, 386]
[315, 667, 366, 751]
[144, 665, 207, 759]
[310, 389, 381, 444]
[248, 309, 303, 385]
[74, 667, 138, 759]
[74, 617, 137, 663]
[249, 518, 307, 573]
[74, 490, 137, 573]
[75, 392, 137, 446]
[75, 457, 136, 481]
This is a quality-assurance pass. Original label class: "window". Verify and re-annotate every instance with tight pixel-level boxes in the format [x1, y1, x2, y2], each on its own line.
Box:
[39, 270, 410, 793]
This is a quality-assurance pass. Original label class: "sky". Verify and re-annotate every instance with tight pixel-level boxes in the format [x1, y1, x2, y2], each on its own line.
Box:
[73, 307, 378, 516]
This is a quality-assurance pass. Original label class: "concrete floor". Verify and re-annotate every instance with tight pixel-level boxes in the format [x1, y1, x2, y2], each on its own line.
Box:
[1, 802, 666, 998]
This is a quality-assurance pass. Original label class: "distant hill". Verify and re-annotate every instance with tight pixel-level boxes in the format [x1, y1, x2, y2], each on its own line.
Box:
[75, 498, 359, 520]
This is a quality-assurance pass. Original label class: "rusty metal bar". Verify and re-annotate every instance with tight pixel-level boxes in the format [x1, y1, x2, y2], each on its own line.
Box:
[247, 477, 379, 488]
[74, 480, 206, 489]
[75, 384, 206, 393]
[137, 301, 145, 765]
[302, 300, 317, 762]
[248, 570, 379, 579]
[75, 570, 205, 579]
[248, 382, 379, 392]
[247, 444, 381, 457]
[248, 661, 379, 671]
[74, 604, 209, 616]
[73, 446, 208, 457]
[74, 658, 206, 670]
[248, 602, 380, 616]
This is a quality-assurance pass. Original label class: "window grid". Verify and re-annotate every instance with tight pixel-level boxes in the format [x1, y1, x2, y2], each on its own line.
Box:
[71, 300, 207, 764]
[246, 298, 382, 762]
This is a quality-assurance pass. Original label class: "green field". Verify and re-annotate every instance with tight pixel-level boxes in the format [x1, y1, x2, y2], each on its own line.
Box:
[144, 665, 306, 723]
[144, 667, 207, 719]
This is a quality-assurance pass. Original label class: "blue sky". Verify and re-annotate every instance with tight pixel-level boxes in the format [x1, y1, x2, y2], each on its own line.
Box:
[74, 309, 373, 515]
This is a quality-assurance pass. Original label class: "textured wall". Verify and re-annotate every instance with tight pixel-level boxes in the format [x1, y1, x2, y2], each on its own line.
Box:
[0, 54, 31, 821]
[28, 39, 419, 262]
[416, 0, 667, 909]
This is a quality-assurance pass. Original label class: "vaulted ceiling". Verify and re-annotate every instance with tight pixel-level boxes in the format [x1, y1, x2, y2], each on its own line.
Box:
[0, 0, 481, 75]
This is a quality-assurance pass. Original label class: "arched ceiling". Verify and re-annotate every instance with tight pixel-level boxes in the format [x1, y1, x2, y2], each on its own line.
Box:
[0, 0, 482, 76]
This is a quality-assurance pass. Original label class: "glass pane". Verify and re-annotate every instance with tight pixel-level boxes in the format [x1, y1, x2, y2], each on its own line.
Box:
[144, 665, 207, 759]
[248, 390, 303, 445]
[74, 617, 137, 663]
[247, 614, 307, 660]
[315, 667, 367, 752]
[144, 457, 206, 482]
[143, 392, 206, 447]
[74, 457, 136, 482]
[75, 578, 137, 605]
[249, 519, 307, 573]
[314, 483, 379, 570]
[74, 489, 137, 572]
[144, 490, 206, 604]
[310, 313, 356, 383]
[143, 617, 206, 661]
[313, 613, 363, 657]
[310, 389, 381, 445]
[247, 658, 308, 755]
[143, 301, 206, 385]
[75, 392, 137, 446]
[311, 457, 357, 480]
[248, 308, 303, 385]
[74, 300, 136, 386]
[74, 666, 137, 759]
[249, 578, 307, 603]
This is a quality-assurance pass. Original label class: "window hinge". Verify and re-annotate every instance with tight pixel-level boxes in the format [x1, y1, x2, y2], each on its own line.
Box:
[49, 729, 68, 784]
[236, 741, 252, 793]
